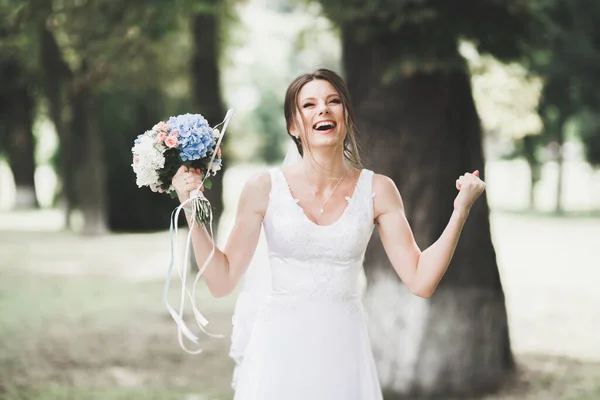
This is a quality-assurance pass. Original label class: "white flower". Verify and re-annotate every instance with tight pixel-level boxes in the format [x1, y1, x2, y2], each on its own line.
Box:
[210, 159, 222, 174]
[131, 132, 166, 188]
[213, 128, 221, 138]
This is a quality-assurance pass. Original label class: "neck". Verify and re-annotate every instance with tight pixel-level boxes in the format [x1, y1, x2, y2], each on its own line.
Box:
[301, 145, 348, 186]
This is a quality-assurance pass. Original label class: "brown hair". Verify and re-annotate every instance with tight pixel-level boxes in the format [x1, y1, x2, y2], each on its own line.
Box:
[283, 68, 363, 170]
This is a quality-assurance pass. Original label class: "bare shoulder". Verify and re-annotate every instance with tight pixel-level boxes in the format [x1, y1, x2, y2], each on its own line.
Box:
[238, 169, 272, 217]
[372, 173, 403, 202]
[372, 173, 398, 194]
[372, 173, 404, 220]
[244, 169, 272, 192]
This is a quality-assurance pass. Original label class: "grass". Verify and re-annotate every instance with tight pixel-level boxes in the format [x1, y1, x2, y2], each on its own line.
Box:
[1, 163, 599, 399]
[0, 388, 211, 400]
[494, 207, 600, 220]
[0, 268, 237, 399]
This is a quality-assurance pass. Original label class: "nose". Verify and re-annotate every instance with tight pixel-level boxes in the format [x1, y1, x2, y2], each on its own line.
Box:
[318, 102, 330, 115]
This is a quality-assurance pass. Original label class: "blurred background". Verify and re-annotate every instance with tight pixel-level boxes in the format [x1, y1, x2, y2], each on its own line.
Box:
[0, 0, 599, 399]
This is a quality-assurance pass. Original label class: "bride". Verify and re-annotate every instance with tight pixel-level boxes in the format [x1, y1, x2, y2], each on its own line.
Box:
[171, 69, 486, 399]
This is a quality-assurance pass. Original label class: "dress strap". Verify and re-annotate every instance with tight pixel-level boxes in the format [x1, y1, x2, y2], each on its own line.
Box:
[264, 168, 289, 221]
[354, 169, 375, 224]
[268, 168, 283, 196]
[356, 169, 375, 200]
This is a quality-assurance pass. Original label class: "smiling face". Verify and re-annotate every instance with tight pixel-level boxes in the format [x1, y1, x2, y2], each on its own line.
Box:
[292, 79, 346, 150]
[283, 69, 363, 168]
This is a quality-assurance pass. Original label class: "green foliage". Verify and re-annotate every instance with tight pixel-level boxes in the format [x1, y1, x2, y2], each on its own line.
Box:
[47, 1, 180, 87]
[0, 1, 39, 58]
[527, 0, 600, 165]
[577, 110, 600, 167]
[530, 1, 598, 116]
[255, 87, 288, 164]
[0, 0, 228, 90]
[0, 0, 229, 230]
[317, 0, 533, 63]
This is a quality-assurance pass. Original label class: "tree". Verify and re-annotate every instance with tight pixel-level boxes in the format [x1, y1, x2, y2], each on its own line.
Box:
[1, 0, 229, 232]
[526, 0, 600, 213]
[315, 0, 534, 396]
[31, 0, 182, 233]
[0, 57, 38, 209]
[0, 8, 40, 209]
[578, 110, 600, 169]
[464, 43, 544, 210]
[189, 0, 229, 231]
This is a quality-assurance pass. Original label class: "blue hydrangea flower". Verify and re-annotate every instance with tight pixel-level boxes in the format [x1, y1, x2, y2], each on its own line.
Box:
[133, 133, 145, 148]
[166, 113, 215, 162]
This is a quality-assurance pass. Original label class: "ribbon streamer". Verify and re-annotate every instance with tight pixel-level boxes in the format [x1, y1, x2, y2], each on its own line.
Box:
[163, 109, 234, 354]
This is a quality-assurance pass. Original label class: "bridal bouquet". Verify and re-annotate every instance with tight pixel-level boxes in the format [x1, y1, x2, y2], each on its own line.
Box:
[131, 112, 229, 226]
[131, 110, 233, 355]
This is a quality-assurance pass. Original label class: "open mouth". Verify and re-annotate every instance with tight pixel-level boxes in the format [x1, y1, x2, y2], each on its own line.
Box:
[312, 120, 337, 132]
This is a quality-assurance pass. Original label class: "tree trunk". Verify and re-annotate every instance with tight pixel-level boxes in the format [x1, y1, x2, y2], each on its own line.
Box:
[100, 87, 182, 232]
[39, 23, 75, 226]
[57, 96, 77, 228]
[0, 58, 39, 209]
[7, 85, 38, 209]
[547, 121, 565, 215]
[190, 8, 226, 234]
[522, 135, 539, 211]
[555, 144, 564, 215]
[528, 166, 536, 210]
[77, 89, 108, 235]
[343, 29, 514, 397]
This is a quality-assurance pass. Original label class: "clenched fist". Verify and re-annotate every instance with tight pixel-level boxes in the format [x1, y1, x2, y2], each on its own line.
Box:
[454, 170, 486, 212]
[172, 165, 204, 203]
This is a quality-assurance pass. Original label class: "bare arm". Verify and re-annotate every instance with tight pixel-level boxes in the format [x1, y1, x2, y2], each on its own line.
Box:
[373, 171, 484, 298]
[173, 167, 270, 297]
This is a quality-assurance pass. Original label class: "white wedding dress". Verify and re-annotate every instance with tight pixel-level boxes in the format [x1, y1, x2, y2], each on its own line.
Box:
[232, 167, 383, 400]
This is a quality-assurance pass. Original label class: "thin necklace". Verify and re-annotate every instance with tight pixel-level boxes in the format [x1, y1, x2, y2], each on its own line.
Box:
[303, 165, 347, 214]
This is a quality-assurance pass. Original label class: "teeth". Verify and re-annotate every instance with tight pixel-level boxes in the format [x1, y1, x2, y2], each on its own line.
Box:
[314, 121, 335, 129]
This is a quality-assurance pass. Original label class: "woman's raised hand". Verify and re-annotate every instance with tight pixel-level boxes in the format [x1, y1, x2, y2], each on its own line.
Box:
[454, 170, 486, 212]
[172, 165, 204, 202]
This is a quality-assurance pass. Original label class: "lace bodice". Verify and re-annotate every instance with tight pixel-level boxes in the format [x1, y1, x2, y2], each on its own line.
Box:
[263, 168, 375, 299]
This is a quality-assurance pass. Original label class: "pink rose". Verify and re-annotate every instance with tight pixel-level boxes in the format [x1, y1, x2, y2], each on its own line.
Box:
[133, 156, 139, 164]
[169, 130, 179, 138]
[156, 132, 167, 143]
[153, 122, 170, 132]
[165, 136, 178, 148]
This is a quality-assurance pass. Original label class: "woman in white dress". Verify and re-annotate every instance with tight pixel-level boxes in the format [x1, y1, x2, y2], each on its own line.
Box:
[172, 69, 486, 399]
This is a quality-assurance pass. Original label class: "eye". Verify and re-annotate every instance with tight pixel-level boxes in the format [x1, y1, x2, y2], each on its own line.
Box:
[330, 98, 342, 104]
[302, 103, 314, 108]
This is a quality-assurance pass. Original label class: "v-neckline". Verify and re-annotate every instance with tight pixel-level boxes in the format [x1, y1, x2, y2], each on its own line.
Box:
[278, 168, 364, 228]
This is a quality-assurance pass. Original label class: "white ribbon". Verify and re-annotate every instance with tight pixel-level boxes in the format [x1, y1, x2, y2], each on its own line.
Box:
[163, 109, 234, 354]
